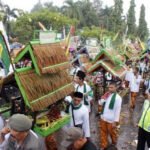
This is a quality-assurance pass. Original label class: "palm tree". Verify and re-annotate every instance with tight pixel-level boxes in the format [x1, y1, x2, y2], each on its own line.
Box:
[44, 2, 60, 12]
[62, 0, 81, 19]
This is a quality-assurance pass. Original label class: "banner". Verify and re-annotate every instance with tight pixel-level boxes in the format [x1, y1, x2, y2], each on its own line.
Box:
[0, 33, 10, 74]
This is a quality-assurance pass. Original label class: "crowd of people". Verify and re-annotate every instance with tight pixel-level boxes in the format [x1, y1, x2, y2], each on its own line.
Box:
[0, 50, 149, 150]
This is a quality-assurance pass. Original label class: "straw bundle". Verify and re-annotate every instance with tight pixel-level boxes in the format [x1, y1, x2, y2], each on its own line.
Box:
[32, 42, 70, 74]
[16, 69, 74, 111]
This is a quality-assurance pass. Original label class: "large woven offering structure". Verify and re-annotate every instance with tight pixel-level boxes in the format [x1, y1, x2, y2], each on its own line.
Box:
[88, 49, 127, 79]
[14, 40, 74, 111]
[15, 67, 74, 111]
[14, 41, 70, 75]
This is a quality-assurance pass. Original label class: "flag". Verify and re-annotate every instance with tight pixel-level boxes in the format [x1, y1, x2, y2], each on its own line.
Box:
[137, 37, 145, 51]
[0, 32, 10, 74]
[65, 26, 75, 56]
[113, 31, 119, 41]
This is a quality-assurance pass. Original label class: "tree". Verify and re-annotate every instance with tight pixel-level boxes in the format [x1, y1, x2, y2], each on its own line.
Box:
[44, 2, 60, 12]
[31, 0, 43, 12]
[99, 6, 113, 30]
[62, 0, 81, 20]
[110, 0, 124, 32]
[92, 0, 102, 16]
[79, 0, 99, 27]
[10, 10, 78, 44]
[137, 4, 148, 41]
[127, 0, 136, 35]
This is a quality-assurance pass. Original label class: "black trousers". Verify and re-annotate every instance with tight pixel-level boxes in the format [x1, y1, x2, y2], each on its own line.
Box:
[137, 127, 150, 150]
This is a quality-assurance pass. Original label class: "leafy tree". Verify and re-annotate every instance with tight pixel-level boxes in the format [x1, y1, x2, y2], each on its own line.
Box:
[62, 0, 81, 20]
[61, 0, 99, 28]
[31, 0, 43, 12]
[127, 0, 136, 35]
[10, 14, 34, 44]
[110, 0, 124, 32]
[92, 0, 102, 16]
[137, 4, 148, 41]
[99, 6, 113, 30]
[10, 10, 78, 44]
[44, 2, 60, 12]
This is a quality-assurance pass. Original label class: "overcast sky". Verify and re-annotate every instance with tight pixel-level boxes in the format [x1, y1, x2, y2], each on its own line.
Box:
[2, 0, 150, 29]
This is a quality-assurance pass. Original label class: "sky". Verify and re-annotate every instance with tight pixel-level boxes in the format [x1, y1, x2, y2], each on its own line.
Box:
[2, 0, 150, 29]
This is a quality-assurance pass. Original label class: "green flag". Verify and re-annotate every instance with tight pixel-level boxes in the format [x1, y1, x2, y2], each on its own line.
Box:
[0, 33, 10, 74]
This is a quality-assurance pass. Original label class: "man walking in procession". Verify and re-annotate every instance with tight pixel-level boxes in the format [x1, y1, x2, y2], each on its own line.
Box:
[74, 70, 93, 112]
[65, 92, 90, 138]
[98, 82, 122, 150]
[129, 67, 143, 110]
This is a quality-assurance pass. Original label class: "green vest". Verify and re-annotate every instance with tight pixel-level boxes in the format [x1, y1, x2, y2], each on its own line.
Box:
[139, 100, 150, 132]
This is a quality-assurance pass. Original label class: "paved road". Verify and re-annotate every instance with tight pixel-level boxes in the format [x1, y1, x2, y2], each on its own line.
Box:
[90, 92, 147, 150]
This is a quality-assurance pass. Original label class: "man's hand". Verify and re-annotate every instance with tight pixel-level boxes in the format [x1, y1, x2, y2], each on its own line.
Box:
[1, 127, 10, 135]
[0, 127, 10, 143]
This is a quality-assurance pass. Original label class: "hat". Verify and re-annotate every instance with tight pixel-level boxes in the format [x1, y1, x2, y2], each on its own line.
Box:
[62, 127, 84, 147]
[73, 92, 83, 99]
[9, 114, 32, 132]
[76, 70, 86, 80]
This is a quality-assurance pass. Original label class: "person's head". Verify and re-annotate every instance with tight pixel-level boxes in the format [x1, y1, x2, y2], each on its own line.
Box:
[8, 114, 32, 142]
[73, 92, 83, 106]
[108, 82, 117, 93]
[62, 127, 85, 149]
[74, 70, 86, 85]
[133, 67, 139, 75]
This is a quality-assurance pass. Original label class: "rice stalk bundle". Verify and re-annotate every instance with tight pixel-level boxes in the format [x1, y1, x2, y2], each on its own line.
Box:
[31, 83, 74, 111]
[16, 69, 74, 111]
[32, 42, 70, 74]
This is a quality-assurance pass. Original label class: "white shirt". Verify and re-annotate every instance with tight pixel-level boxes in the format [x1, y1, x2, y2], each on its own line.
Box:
[101, 93, 122, 123]
[144, 79, 150, 93]
[66, 104, 90, 137]
[75, 83, 93, 112]
[69, 67, 80, 76]
[125, 68, 133, 82]
[105, 72, 112, 81]
[0, 116, 4, 130]
[0, 69, 5, 77]
[139, 62, 146, 72]
[129, 74, 142, 92]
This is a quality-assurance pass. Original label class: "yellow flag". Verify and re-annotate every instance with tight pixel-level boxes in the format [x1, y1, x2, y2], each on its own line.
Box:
[0, 44, 3, 58]
[65, 31, 71, 56]
[138, 38, 145, 51]
[113, 32, 119, 41]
